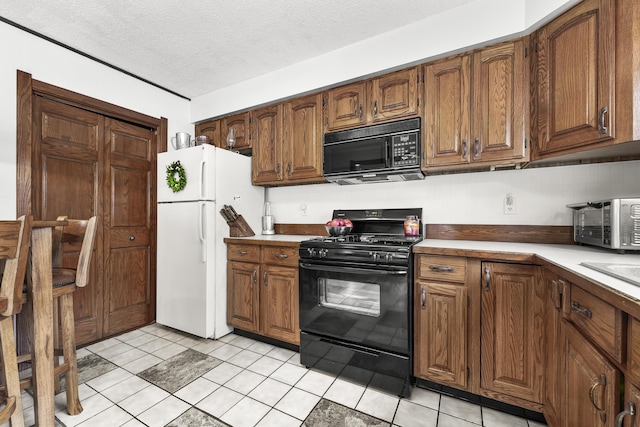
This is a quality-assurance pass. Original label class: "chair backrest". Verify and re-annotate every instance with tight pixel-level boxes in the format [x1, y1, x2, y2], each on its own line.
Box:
[0, 215, 31, 317]
[53, 216, 97, 288]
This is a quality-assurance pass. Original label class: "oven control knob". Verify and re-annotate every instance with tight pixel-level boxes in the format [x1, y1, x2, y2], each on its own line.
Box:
[370, 251, 380, 262]
[306, 248, 317, 257]
[319, 249, 328, 258]
[385, 253, 394, 263]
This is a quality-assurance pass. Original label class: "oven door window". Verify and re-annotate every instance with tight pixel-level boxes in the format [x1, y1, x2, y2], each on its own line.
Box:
[323, 137, 388, 175]
[318, 278, 380, 317]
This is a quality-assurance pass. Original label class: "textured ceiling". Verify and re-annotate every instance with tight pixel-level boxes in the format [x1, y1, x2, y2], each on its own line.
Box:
[0, 0, 475, 99]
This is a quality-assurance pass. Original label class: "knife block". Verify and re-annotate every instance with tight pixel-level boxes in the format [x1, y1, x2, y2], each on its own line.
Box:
[225, 215, 255, 237]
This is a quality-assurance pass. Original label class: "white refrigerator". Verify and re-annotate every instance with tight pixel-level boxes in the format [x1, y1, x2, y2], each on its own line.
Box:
[157, 145, 264, 338]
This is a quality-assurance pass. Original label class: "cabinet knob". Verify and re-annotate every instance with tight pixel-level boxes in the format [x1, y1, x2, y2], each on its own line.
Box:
[129, 235, 135, 241]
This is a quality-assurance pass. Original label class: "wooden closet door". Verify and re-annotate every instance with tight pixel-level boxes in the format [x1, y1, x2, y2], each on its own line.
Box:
[32, 97, 104, 344]
[103, 118, 156, 336]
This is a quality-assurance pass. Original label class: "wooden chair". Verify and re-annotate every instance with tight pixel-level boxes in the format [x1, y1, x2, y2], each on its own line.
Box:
[0, 215, 31, 427]
[18, 216, 97, 416]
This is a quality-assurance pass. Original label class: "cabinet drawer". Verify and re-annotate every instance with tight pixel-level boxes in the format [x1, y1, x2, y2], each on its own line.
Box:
[417, 255, 466, 283]
[227, 244, 260, 262]
[261, 245, 299, 267]
[566, 284, 625, 363]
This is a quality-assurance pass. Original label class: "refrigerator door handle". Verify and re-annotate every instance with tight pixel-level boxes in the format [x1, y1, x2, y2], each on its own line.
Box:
[199, 202, 206, 262]
[200, 158, 206, 200]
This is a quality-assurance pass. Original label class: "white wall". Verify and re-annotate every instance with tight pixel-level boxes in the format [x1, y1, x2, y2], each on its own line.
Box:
[191, 0, 579, 122]
[267, 160, 640, 226]
[0, 21, 192, 219]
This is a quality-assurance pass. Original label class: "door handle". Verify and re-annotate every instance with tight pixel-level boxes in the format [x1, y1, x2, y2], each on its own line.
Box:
[599, 106, 608, 134]
[589, 374, 607, 423]
[421, 288, 426, 309]
[484, 267, 491, 291]
[615, 401, 636, 427]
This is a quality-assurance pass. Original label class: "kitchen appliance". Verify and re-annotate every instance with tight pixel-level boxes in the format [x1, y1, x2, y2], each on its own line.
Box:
[323, 118, 424, 185]
[567, 198, 640, 252]
[298, 208, 423, 397]
[171, 132, 192, 150]
[157, 145, 264, 338]
[261, 202, 275, 235]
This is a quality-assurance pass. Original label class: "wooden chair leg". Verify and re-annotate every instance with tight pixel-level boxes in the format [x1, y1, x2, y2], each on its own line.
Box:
[60, 293, 82, 415]
[0, 317, 25, 427]
[53, 297, 61, 394]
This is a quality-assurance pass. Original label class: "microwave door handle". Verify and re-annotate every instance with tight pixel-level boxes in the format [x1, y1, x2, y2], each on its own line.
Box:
[385, 139, 391, 168]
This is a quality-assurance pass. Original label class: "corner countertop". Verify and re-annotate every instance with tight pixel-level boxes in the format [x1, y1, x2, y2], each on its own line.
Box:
[415, 239, 640, 303]
[224, 234, 313, 246]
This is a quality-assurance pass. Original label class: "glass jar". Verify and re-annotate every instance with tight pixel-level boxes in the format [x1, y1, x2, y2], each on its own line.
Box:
[404, 215, 419, 236]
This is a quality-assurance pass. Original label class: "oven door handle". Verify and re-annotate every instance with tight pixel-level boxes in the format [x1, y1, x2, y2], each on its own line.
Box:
[299, 262, 407, 275]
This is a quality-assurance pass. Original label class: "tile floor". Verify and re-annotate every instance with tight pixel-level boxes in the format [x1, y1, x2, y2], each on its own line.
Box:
[9, 323, 548, 426]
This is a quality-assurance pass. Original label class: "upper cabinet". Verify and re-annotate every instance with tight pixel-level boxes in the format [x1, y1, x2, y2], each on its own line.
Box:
[194, 118, 222, 148]
[252, 93, 324, 186]
[424, 39, 529, 171]
[534, 0, 615, 156]
[221, 112, 251, 151]
[324, 67, 421, 132]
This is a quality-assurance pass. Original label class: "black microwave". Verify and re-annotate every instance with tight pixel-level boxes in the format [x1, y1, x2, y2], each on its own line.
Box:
[323, 118, 424, 185]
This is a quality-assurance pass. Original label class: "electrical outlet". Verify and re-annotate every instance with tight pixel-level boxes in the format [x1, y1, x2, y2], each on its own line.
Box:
[300, 203, 308, 216]
[503, 194, 516, 215]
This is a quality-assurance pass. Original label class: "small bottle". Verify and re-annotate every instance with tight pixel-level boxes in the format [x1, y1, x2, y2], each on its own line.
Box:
[404, 215, 419, 236]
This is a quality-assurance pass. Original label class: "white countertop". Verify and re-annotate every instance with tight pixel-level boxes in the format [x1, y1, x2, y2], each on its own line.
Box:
[415, 239, 640, 302]
[224, 234, 312, 243]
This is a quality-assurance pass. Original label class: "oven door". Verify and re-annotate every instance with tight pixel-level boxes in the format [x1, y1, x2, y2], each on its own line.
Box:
[299, 259, 409, 355]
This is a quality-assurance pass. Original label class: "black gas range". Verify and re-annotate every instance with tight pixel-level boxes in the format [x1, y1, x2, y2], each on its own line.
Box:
[298, 208, 422, 398]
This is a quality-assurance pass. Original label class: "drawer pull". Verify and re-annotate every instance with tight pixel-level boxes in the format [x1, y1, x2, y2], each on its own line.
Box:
[589, 374, 607, 423]
[237, 250, 248, 255]
[615, 401, 636, 427]
[571, 302, 592, 318]
[429, 265, 453, 272]
[275, 253, 289, 259]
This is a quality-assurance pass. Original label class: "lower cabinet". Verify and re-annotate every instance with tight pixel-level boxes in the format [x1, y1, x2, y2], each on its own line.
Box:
[480, 262, 544, 408]
[227, 242, 300, 345]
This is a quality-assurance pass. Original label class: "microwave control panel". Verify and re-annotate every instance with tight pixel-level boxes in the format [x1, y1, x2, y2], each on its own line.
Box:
[391, 133, 419, 167]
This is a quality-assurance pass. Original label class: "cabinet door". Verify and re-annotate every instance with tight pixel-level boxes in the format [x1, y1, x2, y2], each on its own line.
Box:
[222, 112, 251, 151]
[195, 119, 222, 148]
[283, 93, 324, 183]
[369, 67, 419, 123]
[414, 281, 467, 389]
[621, 382, 640, 427]
[564, 322, 619, 426]
[227, 261, 259, 333]
[472, 40, 528, 164]
[542, 272, 566, 427]
[423, 55, 471, 168]
[252, 105, 283, 185]
[535, 0, 615, 155]
[261, 264, 299, 345]
[481, 263, 544, 404]
[324, 82, 366, 131]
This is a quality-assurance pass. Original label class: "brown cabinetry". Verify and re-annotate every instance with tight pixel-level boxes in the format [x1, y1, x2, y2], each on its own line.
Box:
[414, 255, 468, 389]
[424, 39, 528, 171]
[252, 94, 324, 186]
[480, 262, 544, 407]
[222, 112, 251, 151]
[226, 242, 299, 345]
[324, 67, 420, 132]
[534, 0, 615, 156]
[195, 118, 223, 148]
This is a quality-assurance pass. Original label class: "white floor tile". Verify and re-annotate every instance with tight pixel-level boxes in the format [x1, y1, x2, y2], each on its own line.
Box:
[136, 336, 173, 353]
[438, 412, 480, 427]
[136, 395, 191, 427]
[86, 368, 134, 392]
[151, 342, 188, 360]
[100, 376, 152, 403]
[248, 377, 292, 407]
[355, 388, 400, 423]
[246, 340, 276, 355]
[269, 362, 307, 386]
[94, 342, 136, 360]
[274, 387, 321, 420]
[121, 353, 163, 374]
[209, 343, 244, 361]
[225, 369, 266, 395]
[220, 396, 271, 427]
[109, 348, 147, 366]
[405, 386, 441, 411]
[247, 355, 285, 376]
[481, 407, 529, 427]
[55, 393, 114, 427]
[227, 348, 263, 368]
[202, 361, 243, 385]
[295, 369, 335, 396]
[195, 386, 244, 418]
[393, 399, 439, 427]
[85, 337, 121, 353]
[266, 346, 296, 361]
[439, 396, 482, 425]
[255, 408, 302, 427]
[76, 404, 133, 427]
[174, 377, 221, 405]
[226, 335, 258, 349]
[55, 383, 97, 414]
[124, 332, 162, 348]
[323, 378, 366, 409]
[191, 338, 226, 354]
[118, 384, 170, 416]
